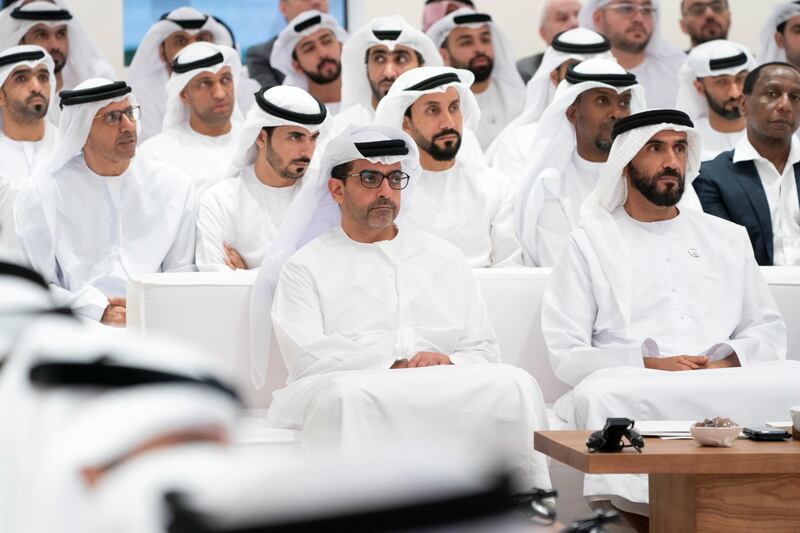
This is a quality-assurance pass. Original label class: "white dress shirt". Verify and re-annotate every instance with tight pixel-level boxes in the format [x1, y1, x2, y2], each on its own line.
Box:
[733, 134, 800, 265]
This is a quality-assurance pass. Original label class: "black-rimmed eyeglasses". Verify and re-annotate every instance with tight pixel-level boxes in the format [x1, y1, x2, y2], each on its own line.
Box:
[335, 169, 410, 190]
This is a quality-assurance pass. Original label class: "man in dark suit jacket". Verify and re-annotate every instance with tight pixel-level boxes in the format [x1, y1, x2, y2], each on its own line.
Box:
[517, 0, 581, 83]
[694, 62, 800, 265]
[246, 0, 329, 88]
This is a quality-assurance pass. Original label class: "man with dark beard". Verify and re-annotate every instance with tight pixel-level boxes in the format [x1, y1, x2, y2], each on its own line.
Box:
[679, 0, 731, 49]
[676, 40, 755, 161]
[580, 0, 685, 108]
[0, 1, 115, 94]
[516, 59, 643, 267]
[196, 85, 328, 271]
[542, 107, 788, 529]
[694, 62, 800, 266]
[375, 66, 520, 267]
[332, 16, 441, 136]
[270, 10, 347, 114]
[427, 8, 526, 149]
[0, 45, 55, 257]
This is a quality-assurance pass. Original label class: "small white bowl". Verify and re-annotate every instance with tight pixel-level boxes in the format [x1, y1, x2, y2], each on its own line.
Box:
[690, 425, 742, 447]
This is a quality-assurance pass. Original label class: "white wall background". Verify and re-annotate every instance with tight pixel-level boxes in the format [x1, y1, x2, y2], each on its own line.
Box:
[70, 0, 785, 78]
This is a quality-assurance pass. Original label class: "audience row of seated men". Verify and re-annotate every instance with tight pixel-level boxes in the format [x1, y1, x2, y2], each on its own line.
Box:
[2, 0, 800, 530]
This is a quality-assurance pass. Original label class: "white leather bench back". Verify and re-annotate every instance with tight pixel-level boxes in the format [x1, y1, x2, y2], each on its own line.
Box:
[128, 267, 800, 407]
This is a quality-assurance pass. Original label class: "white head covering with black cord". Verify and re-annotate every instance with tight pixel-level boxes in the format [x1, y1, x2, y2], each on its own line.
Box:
[578, 0, 686, 108]
[759, 1, 800, 64]
[485, 28, 614, 166]
[580, 109, 702, 323]
[160, 41, 242, 132]
[126, 6, 236, 141]
[270, 10, 349, 92]
[247, 125, 420, 389]
[515, 59, 646, 259]
[339, 15, 443, 114]
[427, 8, 526, 148]
[0, 0, 115, 91]
[0, 44, 55, 131]
[676, 40, 756, 122]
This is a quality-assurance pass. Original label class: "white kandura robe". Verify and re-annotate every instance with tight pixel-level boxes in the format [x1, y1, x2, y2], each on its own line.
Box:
[139, 122, 242, 195]
[520, 153, 603, 267]
[268, 224, 551, 490]
[14, 153, 198, 320]
[694, 116, 744, 162]
[473, 81, 513, 150]
[542, 206, 791, 504]
[407, 161, 520, 267]
[628, 54, 684, 109]
[196, 166, 300, 271]
[488, 122, 539, 191]
[330, 102, 374, 136]
[0, 124, 56, 255]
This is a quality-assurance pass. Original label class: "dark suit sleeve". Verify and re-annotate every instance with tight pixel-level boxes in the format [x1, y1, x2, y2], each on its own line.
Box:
[246, 40, 284, 89]
[693, 164, 733, 221]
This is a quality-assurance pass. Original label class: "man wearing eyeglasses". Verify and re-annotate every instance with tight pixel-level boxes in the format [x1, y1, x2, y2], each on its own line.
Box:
[13, 78, 197, 326]
[375, 66, 520, 267]
[0, 45, 55, 258]
[265, 124, 552, 495]
[679, 0, 731, 49]
[579, 0, 686, 108]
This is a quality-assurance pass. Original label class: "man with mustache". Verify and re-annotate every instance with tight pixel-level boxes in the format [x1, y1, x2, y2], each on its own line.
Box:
[543, 109, 790, 526]
[263, 125, 552, 495]
[126, 6, 254, 142]
[0, 45, 55, 257]
[271, 10, 348, 114]
[332, 16, 441, 136]
[139, 42, 241, 196]
[487, 28, 613, 188]
[580, 0, 685, 108]
[375, 66, 520, 267]
[0, 1, 115, 94]
[676, 40, 755, 162]
[14, 79, 197, 325]
[196, 86, 328, 271]
[695, 62, 800, 266]
[679, 0, 731, 49]
[516, 59, 643, 267]
[427, 8, 526, 149]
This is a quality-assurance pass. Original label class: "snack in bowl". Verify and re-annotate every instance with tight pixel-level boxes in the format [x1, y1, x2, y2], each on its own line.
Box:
[690, 417, 742, 447]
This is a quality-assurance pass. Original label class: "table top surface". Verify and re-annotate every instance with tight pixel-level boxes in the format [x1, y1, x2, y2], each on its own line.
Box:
[534, 431, 800, 475]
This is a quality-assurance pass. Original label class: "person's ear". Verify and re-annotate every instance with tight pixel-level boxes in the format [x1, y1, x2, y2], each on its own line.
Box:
[439, 48, 451, 66]
[401, 114, 412, 133]
[255, 130, 267, 150]
[692, 79, 705, 96]
[592, 10, 604, 31]
[550, 68, 560, 88]
[565, 102, 579, 126]
[291, 58, 302, 73]
[738, 94, 748, 117]
[776, 31, 786, 50]
[328, 177, 345, 204]
[179, 88, 188, 104]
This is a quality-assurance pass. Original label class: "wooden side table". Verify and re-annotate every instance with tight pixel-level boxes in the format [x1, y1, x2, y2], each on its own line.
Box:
[535, 430, 800, 532]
